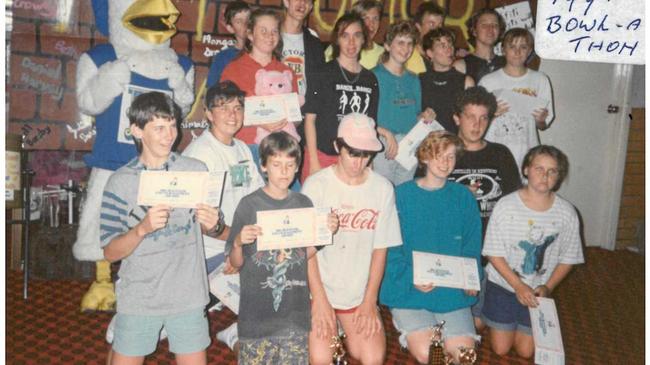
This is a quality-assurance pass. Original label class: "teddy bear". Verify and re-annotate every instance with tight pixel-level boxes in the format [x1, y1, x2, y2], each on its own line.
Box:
[253, 69, 302, 144]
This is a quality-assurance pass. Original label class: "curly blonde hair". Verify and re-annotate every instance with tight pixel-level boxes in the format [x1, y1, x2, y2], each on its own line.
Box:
[416, 130, 463, 170]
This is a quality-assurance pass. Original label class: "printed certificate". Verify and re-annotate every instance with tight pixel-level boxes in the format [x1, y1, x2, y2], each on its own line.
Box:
[530, 297, 565, 365]
[412, 251, 480, 291]
[244, 93, 302, 125]
[394, 120, 445, 170]
[137, 170, 227, 208]
[493, 89, 550, 117]
[256, 207, 332, 250]
[208, 262, 240, 314]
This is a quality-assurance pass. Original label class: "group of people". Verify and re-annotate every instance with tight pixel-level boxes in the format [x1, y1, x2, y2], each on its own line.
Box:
[100, 1, 584, 364]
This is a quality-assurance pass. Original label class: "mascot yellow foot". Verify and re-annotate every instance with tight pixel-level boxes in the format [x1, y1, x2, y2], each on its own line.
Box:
[80, 260, 115, 312]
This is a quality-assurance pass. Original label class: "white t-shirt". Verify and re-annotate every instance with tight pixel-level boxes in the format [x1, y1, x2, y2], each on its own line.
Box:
[301, 166, 402, 309]
[282, 32, 307, 96]
[182, 130, 265, 258]
[480, 69, 554, 170]
[483, 191, 584, 292]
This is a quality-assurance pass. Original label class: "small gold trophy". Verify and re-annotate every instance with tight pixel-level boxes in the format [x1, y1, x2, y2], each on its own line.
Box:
[428, 321, 446, 365]
[331, 333, 348, 365]
[457, 346, 478, 365]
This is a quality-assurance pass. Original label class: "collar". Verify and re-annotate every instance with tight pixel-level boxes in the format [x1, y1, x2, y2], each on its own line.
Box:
[127, 152, 179, 171]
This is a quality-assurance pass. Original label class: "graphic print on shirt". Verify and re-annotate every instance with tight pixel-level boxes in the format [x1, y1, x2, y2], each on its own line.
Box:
[283, 53, 306, 95]
[252, 249, 307, 311]
[334, 204, 380, 232]
[512, 87, 537, 97]
[452, 169, 503, 217]
[516, 220, 558, 276]
[336, 84, 372, 118]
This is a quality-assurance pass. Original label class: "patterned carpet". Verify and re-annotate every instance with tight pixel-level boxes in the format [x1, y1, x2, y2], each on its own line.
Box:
[6, 248, 644, 364]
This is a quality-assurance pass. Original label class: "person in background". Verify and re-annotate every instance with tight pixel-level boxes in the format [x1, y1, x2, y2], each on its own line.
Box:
[481, 145, 583, 359]
[325, 0, 385, 69]
[419, 28, 475, 134]
[405, 1, 445, 74]
[206, 1, 251, 88]
[480, 27, 554, 171]
[453, 8, 506, 84]
[372, 20, 435, 186]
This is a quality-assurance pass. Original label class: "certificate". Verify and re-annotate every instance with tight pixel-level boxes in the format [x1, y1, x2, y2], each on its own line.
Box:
[412, 252, 480, 291]
[137, 170, 227, 208]
[493, 89, 550, 117]
[244, 93, 302, 125]
[256, 207, 332, 250]
[394, 120, 445, 170]
[208, 262, 240, 314]
[530, 297, 565, 365]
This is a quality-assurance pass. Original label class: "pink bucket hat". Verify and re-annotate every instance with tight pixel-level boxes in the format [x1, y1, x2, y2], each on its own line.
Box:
[337, 113, 383, 152]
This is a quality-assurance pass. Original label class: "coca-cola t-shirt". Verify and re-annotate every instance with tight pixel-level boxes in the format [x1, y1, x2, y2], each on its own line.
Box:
[302, 166, 402, 309]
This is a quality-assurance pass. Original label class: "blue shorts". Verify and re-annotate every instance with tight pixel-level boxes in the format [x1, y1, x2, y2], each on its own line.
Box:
[390, 307, 480, 348]
[470, 276, 487, 318]
[112, 307, 210, 356]
[481, 280, 532, 335]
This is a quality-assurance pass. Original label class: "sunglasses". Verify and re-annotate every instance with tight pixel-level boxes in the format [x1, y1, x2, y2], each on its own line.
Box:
[339, 141, 376, 158]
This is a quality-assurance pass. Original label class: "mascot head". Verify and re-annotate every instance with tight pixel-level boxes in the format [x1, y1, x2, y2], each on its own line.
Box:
[93, 0, 180, 51]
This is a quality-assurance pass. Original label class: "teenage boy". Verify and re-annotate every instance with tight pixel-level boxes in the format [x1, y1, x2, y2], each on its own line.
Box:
[479, 27, 554, 170]
[281, 0, 325, 99]
[182, 81, 265, 350]
[447, 86, 521, 330]
[206, 1, 251, 88]
[453, 8, 506, 84]
[325, 0, 385, 69]
[405, 2, 445, 74]
[420, 28, 475, 134]
[302, 113, 402, 365]
[101, 92, 219, 365]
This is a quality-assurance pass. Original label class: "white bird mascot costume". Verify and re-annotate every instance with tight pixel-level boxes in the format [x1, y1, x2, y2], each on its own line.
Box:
[73, 0, 194, 311]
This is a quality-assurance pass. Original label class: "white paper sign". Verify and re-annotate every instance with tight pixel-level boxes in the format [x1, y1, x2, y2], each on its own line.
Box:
[412, 252, 481, 291]
[493, 89, 550, 117]
[394, 120, 445, 170]
[118, 85, 173, 144]
[208, 262, 240, 314]
[256, 207, 332, 250]
[244, 93, 302, 125]
[535, 0, 644, 64]
[530, 297, 565, 365]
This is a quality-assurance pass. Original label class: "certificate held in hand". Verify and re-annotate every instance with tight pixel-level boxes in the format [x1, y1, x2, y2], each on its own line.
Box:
[137, 171, 227, 208]
[244, 93, 302, 126]
[530, 297, 565, 365]
[394, 120, 445, 170]
[256, 207, 332, 250]
[412, 251, 480, 291]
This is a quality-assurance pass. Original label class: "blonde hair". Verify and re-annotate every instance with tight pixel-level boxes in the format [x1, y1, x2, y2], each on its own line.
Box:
[416, 131, 463, 169]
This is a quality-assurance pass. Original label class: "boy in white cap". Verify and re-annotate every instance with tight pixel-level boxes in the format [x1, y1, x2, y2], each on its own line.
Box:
[302, 113, 403, 365]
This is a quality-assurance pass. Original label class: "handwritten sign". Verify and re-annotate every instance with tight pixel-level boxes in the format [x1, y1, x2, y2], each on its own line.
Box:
[536, 0, 644, 64]
[496, 1, 535, 32]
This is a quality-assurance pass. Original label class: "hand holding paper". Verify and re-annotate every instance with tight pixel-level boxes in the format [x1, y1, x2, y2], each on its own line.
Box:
[137, 204, 171, 236]
[237, 225, 262, 246]
[195, 204, 220, 233]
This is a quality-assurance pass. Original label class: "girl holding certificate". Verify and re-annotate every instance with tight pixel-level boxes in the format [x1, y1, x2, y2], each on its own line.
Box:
[380, 131, 482, 364]
[481, 145, 583, 359]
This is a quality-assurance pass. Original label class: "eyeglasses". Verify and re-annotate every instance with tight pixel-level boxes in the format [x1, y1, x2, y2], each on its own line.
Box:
[532, 166, 559, 177]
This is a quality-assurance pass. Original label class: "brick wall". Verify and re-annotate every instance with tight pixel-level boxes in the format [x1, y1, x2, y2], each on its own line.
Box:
[616, 108, 645, 250]
[8, 0, 522, 151]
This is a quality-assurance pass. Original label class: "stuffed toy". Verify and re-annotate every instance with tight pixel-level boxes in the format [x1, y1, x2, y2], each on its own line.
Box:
[253, 69, 302, 144]
[73, 0, 194, 312]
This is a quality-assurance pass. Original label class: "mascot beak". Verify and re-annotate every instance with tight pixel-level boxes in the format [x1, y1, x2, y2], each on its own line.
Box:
[122, 0, 180, 44]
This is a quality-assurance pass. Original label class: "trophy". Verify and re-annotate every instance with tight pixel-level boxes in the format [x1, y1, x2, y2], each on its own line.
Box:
[331, 333, 348, 365]
[457, 346, 478, 365]
[428, 321, 446, 365]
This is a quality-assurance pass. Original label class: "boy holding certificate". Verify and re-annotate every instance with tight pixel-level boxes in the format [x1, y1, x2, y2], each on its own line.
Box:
[380, 131, 482, 364]
[302, 113, 402, 365]
[481, 145, 583, 359]
[100, 92, 221, 365]
[226, 132, 339, 364]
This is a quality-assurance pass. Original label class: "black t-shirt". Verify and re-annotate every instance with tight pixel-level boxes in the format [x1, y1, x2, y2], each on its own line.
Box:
[447, 142, 521, 237]
[464, 54, 505, 84]
[303, 59, 379, 156]
[420, 68, 465, 134]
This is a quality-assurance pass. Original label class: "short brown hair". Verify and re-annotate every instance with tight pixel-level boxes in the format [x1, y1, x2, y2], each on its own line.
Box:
[502, 27, 534, 49]
[350, 0, 383, 17]
[467, 8, 505, 46]
[380, 20, 419, 63]
[422, 27, 455, 52]
[521, 145, 569, 191]
[331, 12, 369, 60]
[414, 2, 445, 25]
[416, 131, 463, 170]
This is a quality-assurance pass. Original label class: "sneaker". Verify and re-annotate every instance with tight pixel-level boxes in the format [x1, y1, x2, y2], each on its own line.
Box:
[216, 322, 239, 350]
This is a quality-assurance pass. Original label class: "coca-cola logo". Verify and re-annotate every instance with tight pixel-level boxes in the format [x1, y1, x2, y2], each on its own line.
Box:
[334, 208, 380, 231]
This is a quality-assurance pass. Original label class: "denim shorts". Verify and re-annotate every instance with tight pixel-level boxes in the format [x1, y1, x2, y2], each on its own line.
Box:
[390, 307, 480, 348]
[112, 307, 210, 356]
[481, 280, 532, 335]
[470, 276, 487, 318]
